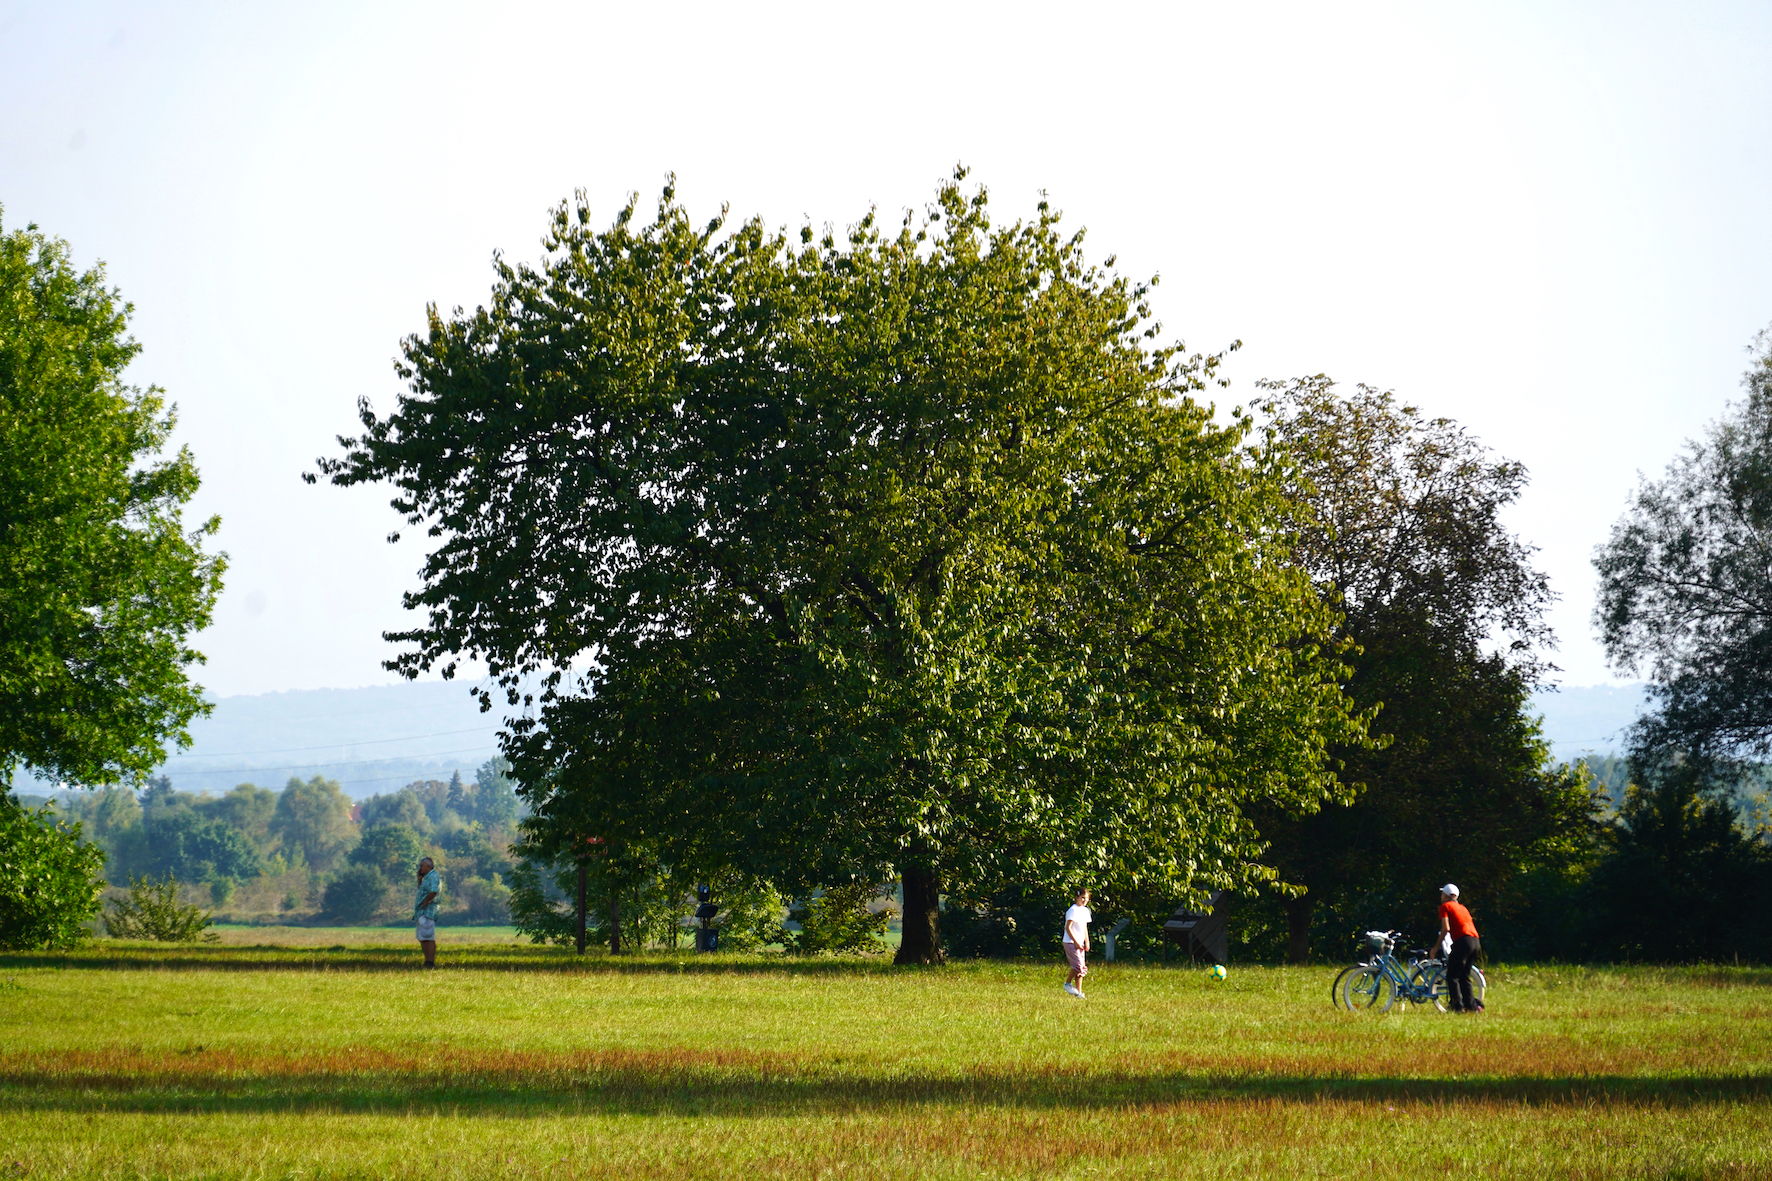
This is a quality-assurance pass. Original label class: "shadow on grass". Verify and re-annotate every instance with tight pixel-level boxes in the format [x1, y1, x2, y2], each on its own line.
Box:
[3, 1051, 1768, 1115]
[3, 1076, 1765, 1115]
[0, 948, 919, 975]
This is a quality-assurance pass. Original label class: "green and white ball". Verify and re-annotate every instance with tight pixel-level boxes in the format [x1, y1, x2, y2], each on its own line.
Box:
[1209, 964, 1228, 981]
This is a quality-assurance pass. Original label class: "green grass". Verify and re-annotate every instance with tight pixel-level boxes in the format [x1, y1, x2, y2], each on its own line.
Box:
[2, 941, 1769, 1178]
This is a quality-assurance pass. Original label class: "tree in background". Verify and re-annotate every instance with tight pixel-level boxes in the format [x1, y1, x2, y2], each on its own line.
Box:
[1575, 748, 1772, 961]
[1596, 326, 1772, 761]
[137, 777, 262, 886]
[1590, 325, 1772, 959]
[200, 784, 277, 850]
[350, 823, 426, 881]
[0, 211, 225, 790]
[0, 793, 106, 950]
[53, 786, 147, 882]
[1250, 379, 1600, 963]
[319, 172, 1370, 964]
[357, 786, 430, 833]
[468, 757, 520, 830]
[269, 776, 357, 872]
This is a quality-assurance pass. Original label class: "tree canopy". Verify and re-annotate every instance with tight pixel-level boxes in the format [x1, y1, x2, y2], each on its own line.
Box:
[320, 172, 1370, 961]
[0, 211, 225, 789]
[1251, 379, 1596, 961]
[268, 775, 356, 872]
[1595, 325, 1772, 760]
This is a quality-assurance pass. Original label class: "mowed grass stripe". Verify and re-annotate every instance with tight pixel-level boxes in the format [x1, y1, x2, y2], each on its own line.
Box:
[3, 1103, 1769, 1179]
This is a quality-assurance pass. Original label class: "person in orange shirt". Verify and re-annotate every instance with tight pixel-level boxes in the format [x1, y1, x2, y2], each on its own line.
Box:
[1437, 884, 1483, 1013]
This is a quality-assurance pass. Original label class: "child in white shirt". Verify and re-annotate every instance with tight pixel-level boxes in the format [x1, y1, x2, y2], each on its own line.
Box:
[1061, 889, 1092, 998]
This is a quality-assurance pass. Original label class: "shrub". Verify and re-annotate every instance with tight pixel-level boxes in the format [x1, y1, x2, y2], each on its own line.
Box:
[0, 797, 107, 950]
[103, 872, 217, 942]
[452, 874, 511, 923]
[785, 883, 888, 955]
[322, 865, 388, 924]
[710, 876, 788, 952]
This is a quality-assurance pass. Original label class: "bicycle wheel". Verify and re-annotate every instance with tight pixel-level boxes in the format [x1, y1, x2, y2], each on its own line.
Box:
[1337, 965, 1395, 1013]
[1330, 963, 1366, 1009]
[1415, 964, 1488, 1012]
[1409, 964, 1449, 1012]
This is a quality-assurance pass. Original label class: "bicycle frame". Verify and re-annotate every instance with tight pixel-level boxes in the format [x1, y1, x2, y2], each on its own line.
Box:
[1335, 930, 1448, 1012]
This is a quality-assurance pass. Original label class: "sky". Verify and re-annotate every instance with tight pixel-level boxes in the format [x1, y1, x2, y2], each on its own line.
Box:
[3, 1, 1770, 701]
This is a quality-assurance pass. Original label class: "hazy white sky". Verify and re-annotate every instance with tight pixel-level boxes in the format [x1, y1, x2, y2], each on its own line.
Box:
[4, 2, 1769, 698]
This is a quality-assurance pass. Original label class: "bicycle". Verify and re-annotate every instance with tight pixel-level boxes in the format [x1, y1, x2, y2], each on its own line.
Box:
[1409, 952, 1488, 1013]
[1333, 930, 1483, 1012]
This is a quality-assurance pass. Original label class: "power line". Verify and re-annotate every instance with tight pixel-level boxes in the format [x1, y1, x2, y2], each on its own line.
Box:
[159, 743, 499, 778]
[158, 725, 500, 760]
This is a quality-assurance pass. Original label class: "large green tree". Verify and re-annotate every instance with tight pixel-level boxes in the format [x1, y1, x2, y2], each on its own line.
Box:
[0, 212, 225, 789]
[319, 173, 1369, 963]
[1251, 379, 1597, 962]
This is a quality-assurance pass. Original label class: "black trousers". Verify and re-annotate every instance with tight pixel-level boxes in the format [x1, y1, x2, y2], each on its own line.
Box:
[1447, 934, 1481, 1010]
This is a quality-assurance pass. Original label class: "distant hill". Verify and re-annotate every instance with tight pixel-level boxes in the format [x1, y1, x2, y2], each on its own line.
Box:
[1529, 683, 1651, 759]
[12, 678, 1649, 801]
[18, 681, 516, 800]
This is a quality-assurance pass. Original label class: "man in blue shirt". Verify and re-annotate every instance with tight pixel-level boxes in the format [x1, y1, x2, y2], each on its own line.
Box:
[415, 856, 440, 968]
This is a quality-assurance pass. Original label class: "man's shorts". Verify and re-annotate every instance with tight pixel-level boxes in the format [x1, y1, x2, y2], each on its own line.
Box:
[416, 915, 436, 942]
[1063, 941, 1088, 976]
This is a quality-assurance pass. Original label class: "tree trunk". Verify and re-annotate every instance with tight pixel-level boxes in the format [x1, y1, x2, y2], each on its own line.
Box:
[609, 888, 623, 954]
[895, 862, 944, 965]
[575, 862, 588, 955]
[1286, 894, 1314, 966]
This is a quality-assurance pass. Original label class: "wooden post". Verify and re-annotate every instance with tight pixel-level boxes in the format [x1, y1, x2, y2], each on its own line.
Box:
[575, 861, 587, 956]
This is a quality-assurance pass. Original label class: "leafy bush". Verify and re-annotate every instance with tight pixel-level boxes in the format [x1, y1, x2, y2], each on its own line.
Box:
[709, 876, 788, 952]
[452, 874, 511, 922]
[103, 872, 217, 942]
[0, 796, 107, 950]
[321, 865, 388, 924]
[785, 883, 888, 955]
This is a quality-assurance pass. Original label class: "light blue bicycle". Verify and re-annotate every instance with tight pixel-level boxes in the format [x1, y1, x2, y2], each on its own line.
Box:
[1333, 930, 1486, 1013]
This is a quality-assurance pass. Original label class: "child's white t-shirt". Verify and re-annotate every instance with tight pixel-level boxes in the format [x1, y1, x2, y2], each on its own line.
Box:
[1061, 904, 1092, 946]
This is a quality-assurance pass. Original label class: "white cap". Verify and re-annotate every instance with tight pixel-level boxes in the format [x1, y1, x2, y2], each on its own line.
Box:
[1440, 883, 1459, 898]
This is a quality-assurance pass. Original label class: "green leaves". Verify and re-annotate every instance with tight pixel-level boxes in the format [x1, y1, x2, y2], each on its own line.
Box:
[0, 796, 106, 949]
[0, 211, 225, 788]
[1595, 324, 1772, 761]
[103, 870, 218, 943]
[325, 173, 1367, 946]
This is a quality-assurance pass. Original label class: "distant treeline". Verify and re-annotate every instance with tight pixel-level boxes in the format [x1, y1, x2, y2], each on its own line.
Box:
[34, 759, 522, 926]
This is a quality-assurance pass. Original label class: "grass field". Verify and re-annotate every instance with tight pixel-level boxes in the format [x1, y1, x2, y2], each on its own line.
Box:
[3, 940, 1768, 1179]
